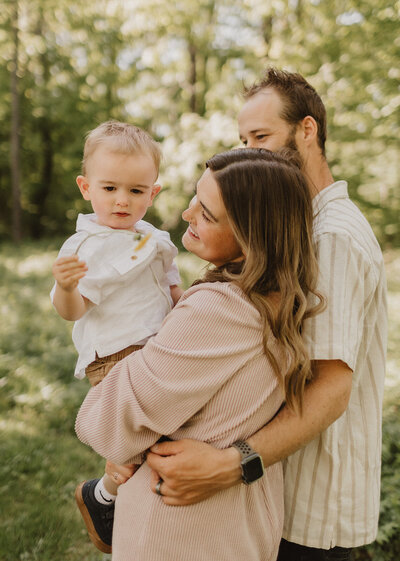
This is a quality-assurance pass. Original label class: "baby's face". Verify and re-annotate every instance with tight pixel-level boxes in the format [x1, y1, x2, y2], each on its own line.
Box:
[77, 146, 160, 231]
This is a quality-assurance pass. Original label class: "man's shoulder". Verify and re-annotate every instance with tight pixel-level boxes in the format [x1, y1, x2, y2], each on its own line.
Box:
[314, 196, 382, 262]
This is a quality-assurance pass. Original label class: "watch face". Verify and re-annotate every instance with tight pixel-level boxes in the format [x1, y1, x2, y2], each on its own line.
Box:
[242, 454, 264, 483]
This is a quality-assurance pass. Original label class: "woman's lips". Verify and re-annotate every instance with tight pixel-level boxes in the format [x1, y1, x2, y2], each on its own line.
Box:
[188, 225, 200, 239]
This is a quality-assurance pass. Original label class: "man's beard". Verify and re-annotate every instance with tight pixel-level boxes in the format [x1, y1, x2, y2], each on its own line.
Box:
[284, 126, 301, 156]
[281, 126, 304, 167]
[284, 125, 318, 196]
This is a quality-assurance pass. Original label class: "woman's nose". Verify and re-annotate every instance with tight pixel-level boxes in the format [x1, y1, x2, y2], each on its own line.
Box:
[182, 207, 191, 222]
[182, 195, 197, 221]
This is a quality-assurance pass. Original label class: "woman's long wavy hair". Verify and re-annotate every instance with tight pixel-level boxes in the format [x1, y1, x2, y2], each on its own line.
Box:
[197, 148, 324, 413]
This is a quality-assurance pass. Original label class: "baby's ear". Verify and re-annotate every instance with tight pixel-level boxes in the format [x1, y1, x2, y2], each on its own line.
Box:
[149, 183, 162, 204]
[76, 175, 91, 200]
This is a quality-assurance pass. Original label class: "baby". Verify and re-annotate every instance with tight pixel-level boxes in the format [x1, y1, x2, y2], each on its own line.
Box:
[51, 120, 182, 553]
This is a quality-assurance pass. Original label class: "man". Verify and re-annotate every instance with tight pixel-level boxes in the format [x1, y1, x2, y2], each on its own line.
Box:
[146, 68, 387, 560]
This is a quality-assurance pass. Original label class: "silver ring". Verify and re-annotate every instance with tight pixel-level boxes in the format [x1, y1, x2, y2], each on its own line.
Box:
[155, 478, 163, 496]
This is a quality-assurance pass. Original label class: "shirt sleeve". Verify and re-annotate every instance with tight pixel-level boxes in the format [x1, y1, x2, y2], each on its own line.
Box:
[75, 284, 262, 464]
[303, 232, 376, 371]
[166, 260, 181, 286]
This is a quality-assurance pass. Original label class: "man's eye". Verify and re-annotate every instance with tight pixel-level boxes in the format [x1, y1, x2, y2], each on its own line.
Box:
[256, 135, 267, 140]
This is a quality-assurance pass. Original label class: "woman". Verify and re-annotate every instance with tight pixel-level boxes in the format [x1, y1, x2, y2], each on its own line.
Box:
[75, 148, 323, 561]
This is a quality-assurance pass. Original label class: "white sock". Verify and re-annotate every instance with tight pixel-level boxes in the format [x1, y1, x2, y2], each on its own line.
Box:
[94, 477, 117, 505]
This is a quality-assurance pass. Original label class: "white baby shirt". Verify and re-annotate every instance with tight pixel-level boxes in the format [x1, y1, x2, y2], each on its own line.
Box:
[51, 213, 181, 379]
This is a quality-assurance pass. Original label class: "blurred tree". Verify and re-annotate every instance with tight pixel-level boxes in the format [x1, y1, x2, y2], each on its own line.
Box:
[9, 0, 22, 242]
[0, 0, 398, 246]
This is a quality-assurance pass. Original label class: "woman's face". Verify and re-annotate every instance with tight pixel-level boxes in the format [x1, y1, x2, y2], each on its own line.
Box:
[182, 168, 243, 267]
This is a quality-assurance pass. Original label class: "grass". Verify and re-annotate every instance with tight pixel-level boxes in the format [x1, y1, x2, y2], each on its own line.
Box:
[0, 239, 399, 560]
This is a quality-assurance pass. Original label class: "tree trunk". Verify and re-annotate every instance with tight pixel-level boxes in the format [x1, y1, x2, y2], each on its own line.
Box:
[10, 0, 22, 242]
[31, 9, 53, 238]
[188, 42, 197, 113]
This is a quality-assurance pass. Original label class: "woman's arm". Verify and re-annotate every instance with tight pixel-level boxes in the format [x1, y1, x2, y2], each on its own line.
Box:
[146, 359, 352, 505]
[75, 284, 266, 465]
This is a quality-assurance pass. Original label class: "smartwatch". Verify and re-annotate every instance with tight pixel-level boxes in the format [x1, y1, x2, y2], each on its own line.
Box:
[232, 440, 265, 485]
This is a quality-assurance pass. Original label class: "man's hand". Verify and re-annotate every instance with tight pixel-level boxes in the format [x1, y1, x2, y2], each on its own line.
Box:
[147, 439, 241, 505]
[52, 255, 87, 291]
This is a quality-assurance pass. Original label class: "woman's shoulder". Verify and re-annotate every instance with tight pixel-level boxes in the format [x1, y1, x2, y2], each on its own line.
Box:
[178, 282, 259, 323]
[181, 280, 243, 298]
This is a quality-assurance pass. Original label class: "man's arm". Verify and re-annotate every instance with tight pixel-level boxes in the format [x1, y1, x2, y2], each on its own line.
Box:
[146, 359, 352, 505]
[247, 359, 352, 464]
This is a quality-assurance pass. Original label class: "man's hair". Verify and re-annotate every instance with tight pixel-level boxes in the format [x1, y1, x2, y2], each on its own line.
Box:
[200, 148, 324, 412]
[82, 120, 161, 175]
[244, 67, 327, 156]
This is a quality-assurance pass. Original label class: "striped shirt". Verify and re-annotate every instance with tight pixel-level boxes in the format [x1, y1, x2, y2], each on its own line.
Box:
[283, 181, 387, 548]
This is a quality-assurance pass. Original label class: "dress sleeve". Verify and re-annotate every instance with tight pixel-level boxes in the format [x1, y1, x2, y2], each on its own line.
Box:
[303, 232, 377, 371]
[75, 283, 262, 464]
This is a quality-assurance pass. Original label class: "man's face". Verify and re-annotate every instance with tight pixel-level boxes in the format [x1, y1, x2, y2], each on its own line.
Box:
[238, 88, 299, 153]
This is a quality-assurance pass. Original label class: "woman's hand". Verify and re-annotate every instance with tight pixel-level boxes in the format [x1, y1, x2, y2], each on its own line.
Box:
[147, 439, 241, 505]
[105, 460, 138, 485]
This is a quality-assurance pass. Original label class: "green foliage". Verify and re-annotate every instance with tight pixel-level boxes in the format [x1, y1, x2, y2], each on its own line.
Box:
[354, 396, 400, 561]
[0, 239, 204, 560]
[0, 0, 399, 245]
[1, 240, 400, 560]
[0, 239, 107, 560]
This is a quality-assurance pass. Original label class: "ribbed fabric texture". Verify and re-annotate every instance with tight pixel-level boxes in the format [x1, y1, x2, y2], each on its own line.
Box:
[76, 282, 286, 560]
[283, 181, 387, 548]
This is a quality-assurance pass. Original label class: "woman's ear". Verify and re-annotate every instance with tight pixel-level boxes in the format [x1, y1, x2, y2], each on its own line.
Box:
[76, 175, 91, 200]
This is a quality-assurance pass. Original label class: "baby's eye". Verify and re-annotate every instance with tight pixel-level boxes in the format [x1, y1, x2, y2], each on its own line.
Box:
[104, 186, 115, 191]
[131, 188, 143, 194]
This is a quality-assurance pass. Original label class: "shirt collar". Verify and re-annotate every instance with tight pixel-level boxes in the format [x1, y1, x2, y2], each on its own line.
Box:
[76, 213, 112, 234]
[312, 180, 348, 219]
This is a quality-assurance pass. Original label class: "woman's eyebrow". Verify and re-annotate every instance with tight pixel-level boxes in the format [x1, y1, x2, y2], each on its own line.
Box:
[199, 200, 218, 222]
[195, 182, 218, 221]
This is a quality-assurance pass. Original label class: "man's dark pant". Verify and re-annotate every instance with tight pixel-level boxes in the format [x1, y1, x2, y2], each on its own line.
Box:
[277, 538, 353, 561]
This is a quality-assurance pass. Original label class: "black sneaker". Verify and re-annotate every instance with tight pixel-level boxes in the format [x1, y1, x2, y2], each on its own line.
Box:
[75, 479, 114, 553]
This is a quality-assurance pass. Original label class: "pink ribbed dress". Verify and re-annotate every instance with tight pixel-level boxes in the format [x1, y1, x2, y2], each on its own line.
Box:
[76, 282, 286, 561]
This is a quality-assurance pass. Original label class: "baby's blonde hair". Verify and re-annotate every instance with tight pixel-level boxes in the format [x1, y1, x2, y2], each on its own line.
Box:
[82, 120, 161, 175]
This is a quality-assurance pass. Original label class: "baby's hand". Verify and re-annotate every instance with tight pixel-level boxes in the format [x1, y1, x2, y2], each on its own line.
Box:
[52, 255, 87, 291]
[105, 460, 137, 485]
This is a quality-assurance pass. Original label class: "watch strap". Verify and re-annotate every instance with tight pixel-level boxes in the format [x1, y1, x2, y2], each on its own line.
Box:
[232, 440, 255, 458]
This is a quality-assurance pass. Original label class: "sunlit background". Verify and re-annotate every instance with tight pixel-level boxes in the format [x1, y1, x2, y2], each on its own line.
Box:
[1, 1, 399, 559]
